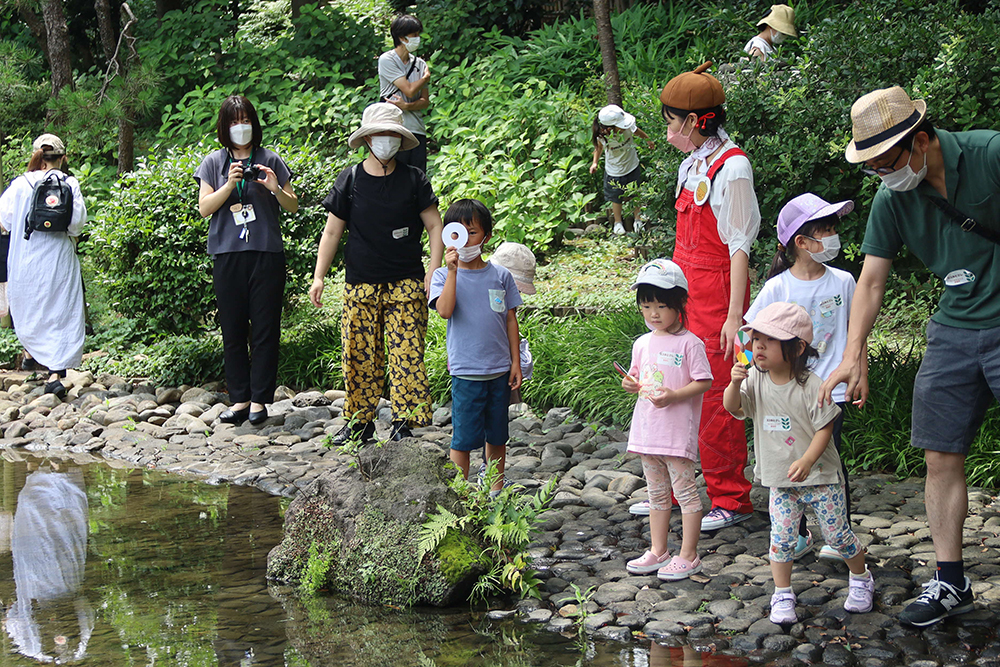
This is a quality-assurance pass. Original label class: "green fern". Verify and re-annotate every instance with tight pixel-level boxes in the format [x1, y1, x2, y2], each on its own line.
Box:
[416, 505, 462, 563]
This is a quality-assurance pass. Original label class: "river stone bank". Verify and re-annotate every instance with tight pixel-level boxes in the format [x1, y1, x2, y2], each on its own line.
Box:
[2, 369, 1000, 665]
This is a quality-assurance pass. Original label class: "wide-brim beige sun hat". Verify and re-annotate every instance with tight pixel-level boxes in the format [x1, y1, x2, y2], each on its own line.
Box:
[348, 102, 419, 151]
[757, 4, 797, 36]
[845, 86, 927, 163]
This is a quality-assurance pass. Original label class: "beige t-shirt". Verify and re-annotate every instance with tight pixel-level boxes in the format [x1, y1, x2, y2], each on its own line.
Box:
[738, 367, 842, 488]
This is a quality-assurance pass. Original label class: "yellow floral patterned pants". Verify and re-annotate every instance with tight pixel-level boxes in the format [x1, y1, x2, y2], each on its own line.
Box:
[341, 279, 432, 426]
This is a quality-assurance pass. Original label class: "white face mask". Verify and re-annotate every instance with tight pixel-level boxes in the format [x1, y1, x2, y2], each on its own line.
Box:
[456, 242, 482, 262]
[806, 234, 841, 263]
[771, 29, 786, 45]
[879, 148, 928, 192]
[369, 135, 401, 161]
[229, 123, 253, 146]
[402, 36, 421, 53]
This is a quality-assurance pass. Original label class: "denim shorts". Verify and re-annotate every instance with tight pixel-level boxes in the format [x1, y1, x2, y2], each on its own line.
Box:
[450, 375, 511, 451]
[603, 165, 642, 204]
[911, 319, 1000, 454]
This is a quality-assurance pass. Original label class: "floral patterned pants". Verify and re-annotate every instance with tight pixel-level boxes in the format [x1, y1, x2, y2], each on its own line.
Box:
[341, 279, 432, 426]
[640, 454, 702, 514]
[769, 484, 861, 563]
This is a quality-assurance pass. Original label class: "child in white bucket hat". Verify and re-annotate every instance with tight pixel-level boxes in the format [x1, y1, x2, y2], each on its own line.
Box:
[489, 242, 536, 403]
[589, 104, 654, 235]
[622, 259, 712, 581]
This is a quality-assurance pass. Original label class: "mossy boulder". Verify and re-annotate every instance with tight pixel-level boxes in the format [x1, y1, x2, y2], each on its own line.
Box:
[266, 439, 485, 606]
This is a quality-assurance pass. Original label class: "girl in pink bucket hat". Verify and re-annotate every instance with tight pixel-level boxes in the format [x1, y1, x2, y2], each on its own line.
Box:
[724, 302, 875, 625]
[745, 192, 860, 561]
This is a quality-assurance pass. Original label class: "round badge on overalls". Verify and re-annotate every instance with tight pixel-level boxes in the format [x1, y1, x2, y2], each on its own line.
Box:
[691, 175, 711, 206]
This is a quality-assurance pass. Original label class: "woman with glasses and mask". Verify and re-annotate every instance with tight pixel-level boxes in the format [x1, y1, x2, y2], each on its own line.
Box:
[311, 103, 443, 446]
[195, 95, 298, 426]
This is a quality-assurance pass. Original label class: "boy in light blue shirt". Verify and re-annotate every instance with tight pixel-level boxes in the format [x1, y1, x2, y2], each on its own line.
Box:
[429, 199, 522, 494]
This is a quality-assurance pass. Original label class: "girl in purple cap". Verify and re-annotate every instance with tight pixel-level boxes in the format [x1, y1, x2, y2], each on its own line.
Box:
[745, 193, 861, 561]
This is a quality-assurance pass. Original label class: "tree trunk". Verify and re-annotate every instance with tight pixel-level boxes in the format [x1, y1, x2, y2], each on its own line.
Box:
[41, 0, 74, 97]
[593, 0, 621, 107]
[118, 116, 135, 173]
[94, 0, 119, 65]
[18, 7, 49, 65]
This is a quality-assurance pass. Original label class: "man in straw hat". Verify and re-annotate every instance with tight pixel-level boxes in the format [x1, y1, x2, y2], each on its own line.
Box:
[822, 86, 1000, 626]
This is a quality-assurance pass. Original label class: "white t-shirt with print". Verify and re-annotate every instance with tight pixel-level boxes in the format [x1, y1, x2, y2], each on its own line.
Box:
[600, 130, 640, 178]
[745, 265, 856, 403]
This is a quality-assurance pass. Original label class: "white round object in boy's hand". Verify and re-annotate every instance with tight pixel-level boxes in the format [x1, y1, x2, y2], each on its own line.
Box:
[441, 222, 469, 248]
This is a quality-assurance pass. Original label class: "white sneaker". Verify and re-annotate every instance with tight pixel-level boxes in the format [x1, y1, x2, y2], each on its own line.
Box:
[818, 545, 843, 561]
[769, 591, 797, 625]
[633, 218, 647, 233]
[612, 222, 626, 235]
[628, 500, 650, 516]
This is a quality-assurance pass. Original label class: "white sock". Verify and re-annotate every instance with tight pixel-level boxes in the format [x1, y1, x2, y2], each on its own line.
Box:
[850, 567, 872, 581]
[775, 586, 792, 594]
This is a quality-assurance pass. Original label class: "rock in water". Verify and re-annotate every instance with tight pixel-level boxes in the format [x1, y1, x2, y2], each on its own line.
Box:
[267, 439, 484, 606]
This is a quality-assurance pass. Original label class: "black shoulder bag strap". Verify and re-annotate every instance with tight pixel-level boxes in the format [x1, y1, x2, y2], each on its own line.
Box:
[923, 194, 1000, 245]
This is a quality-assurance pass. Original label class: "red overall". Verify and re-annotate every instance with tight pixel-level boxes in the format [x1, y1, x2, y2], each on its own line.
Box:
[673, 147, 753, 514]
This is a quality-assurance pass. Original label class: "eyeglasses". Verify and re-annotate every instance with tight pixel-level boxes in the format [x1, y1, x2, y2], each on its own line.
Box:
[860, 140, 912, 176]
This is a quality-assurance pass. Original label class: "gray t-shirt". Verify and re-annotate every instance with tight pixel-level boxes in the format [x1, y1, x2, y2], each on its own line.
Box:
[738, 367, 842, 488]
[429, 262, 522, 375]
[378, 50, 427, 136]
[193, 147, 292, 256]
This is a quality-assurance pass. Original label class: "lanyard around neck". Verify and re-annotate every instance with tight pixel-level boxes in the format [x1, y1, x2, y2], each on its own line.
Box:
[228, 147, 254, 203]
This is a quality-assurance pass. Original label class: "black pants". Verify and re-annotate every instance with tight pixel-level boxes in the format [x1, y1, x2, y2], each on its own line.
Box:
[395, 134, 428, 174]
[799, 404, 851, 536]
[213, 251, 285, 405]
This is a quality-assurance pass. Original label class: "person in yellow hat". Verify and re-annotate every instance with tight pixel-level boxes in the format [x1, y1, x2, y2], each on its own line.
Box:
[744, 4, 797, 61]
[655, 62, 762, 532]
[822, 86, 1000, 627]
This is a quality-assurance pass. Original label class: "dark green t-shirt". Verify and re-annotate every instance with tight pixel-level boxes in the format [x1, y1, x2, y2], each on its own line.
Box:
[861, 129, 1000, 329]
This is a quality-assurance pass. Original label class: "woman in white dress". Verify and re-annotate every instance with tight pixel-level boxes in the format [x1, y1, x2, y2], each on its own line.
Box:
[0, 134, 87, 398]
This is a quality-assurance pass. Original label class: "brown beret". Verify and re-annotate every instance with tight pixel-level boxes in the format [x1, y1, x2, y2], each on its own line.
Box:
[659, 61, 725, 111]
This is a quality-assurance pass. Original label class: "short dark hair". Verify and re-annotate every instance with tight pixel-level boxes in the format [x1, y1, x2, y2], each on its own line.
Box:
[635, 284, 688, 328]
[216, 95, 263, 150]
[661, 104, 727, 137]
[444, 198, 493, 237]
[899, 117, 937, 145]
[390, 14, 422, 46]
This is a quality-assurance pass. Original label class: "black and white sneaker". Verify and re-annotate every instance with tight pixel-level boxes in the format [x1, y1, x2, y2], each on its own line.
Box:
[899, 575, 974, 627]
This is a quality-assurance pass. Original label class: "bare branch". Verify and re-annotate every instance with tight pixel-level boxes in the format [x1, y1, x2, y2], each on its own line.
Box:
[97, 2, 139, 103]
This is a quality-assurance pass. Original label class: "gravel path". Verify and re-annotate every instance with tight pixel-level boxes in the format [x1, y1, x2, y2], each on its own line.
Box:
[3, 369, 1000, 665]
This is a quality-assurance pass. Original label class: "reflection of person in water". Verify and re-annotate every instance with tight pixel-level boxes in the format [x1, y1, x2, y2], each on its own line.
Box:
[5, 463, 94, 663]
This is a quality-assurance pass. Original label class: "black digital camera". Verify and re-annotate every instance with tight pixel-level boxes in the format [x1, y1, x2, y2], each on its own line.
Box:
[241, 164, 264, 181]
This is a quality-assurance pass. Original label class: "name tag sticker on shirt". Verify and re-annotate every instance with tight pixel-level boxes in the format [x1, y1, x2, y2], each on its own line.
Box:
[944, 269, 976, 287]
[818, 295, 843, 315]
[392, 227, 409, 240]
[656, 350, 684, 366]
[763, 415, 792, 432]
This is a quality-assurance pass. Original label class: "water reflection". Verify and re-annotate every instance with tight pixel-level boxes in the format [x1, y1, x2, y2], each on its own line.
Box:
[7, 463, 92, 662]
[0, 452, 746, 667]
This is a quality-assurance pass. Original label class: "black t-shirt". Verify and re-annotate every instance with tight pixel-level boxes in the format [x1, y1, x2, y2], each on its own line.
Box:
[322, 162, 437, 284]
[193, 147, 292, 256]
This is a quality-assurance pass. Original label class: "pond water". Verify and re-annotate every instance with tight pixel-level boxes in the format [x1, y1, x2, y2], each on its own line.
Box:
[0, 453, 746, 667]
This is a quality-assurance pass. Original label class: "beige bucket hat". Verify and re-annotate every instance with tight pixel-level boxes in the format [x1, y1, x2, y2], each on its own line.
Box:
[757, 4, 798, 37]
[845, 86, 927, 163]
[348, 103, 419, 151]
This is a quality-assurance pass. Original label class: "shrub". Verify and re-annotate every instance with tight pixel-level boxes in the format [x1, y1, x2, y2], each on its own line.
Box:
[85, 143, 345, 336]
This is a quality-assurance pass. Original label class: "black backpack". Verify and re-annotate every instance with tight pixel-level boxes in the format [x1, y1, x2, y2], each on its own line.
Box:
[24, 170, 74, 240]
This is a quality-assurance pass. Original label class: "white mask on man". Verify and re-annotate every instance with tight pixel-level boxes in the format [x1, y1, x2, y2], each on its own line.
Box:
[879, 149, 928, 192]
[369, 136, 401, 161]
[771, 29, 786, 45]
[402, 36, 421, 53]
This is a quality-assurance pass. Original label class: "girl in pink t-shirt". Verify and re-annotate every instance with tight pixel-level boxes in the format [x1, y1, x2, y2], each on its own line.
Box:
[622, 259, 713, 580]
